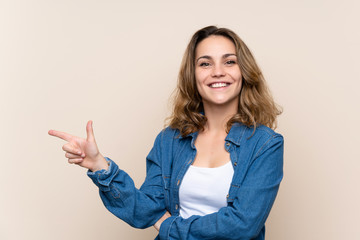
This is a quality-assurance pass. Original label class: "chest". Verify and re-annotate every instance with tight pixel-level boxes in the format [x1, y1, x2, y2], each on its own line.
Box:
[193, 133, 230, 168]
[161, 136, 252, 214]
[178, 161, 234, 218]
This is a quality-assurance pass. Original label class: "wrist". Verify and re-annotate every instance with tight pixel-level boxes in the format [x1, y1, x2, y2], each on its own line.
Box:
[154, 211, 171, 232]
[90, 154, 109, 172]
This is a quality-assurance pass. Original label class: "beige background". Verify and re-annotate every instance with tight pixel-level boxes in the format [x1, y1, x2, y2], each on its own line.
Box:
[1, 0, 359, 239]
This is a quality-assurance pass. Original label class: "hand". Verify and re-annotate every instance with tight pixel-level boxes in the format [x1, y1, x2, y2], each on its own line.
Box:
[153, 211, 171, 232]
[48, 120, 108, 172]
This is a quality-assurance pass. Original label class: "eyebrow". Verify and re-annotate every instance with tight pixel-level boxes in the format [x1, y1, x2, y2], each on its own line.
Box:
[196, 53, 237, 63]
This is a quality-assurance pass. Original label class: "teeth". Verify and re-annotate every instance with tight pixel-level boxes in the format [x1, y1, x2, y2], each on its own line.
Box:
[210, 82, 228, 88]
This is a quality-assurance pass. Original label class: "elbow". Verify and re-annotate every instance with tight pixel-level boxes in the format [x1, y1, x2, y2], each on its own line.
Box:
[232, 224, 264, 240]
[227, 211, 266, 239]
[126, 216, 156, 229]
[128, 221, 151, 229]
[126, 210, 165, 229]
[246, 226, 264, 239]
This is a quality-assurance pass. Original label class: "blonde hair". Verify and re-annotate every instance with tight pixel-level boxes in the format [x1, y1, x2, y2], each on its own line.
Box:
[167, 26, 282, 137]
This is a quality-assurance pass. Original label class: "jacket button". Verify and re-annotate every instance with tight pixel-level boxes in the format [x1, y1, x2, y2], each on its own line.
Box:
[226, 142, 230, 147]
[177, 180, 180, 186]
[234, 162, 237, 166]
[175, 204, 178, 210]
[226, 194, 229, 198]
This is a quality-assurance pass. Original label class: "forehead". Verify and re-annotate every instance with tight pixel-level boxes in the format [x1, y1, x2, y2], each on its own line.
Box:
[195, 35, 236, 57]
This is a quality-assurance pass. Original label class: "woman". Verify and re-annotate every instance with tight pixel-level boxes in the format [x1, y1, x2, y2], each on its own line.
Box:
[49, 26, 283, 240]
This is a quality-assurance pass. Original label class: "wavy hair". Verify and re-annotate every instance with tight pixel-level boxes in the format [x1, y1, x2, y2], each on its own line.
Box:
[167, 26, 282, 137]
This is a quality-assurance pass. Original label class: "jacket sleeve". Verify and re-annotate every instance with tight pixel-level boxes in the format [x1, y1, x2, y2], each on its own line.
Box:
[159, 135, 284, 240]
[87, 132, 167, 229]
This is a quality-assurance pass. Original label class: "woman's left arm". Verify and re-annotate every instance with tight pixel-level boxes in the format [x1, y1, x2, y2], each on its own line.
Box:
[159, 135, 284, 240]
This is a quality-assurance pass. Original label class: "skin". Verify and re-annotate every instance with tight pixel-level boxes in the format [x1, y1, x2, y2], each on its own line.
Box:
[48, 121, 108, 172]
[193, 35, 242, 168]
[195, 35, 242, 112]
[48, 35, 242, 232]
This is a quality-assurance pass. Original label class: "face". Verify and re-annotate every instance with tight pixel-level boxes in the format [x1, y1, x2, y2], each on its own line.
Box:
[195, 35, 242, 110]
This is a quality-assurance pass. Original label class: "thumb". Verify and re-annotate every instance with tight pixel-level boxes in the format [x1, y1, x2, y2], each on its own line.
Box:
[86, 120, 96, 142]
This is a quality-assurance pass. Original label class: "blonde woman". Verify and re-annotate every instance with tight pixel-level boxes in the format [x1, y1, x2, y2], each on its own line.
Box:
[49, 26, 283, 240]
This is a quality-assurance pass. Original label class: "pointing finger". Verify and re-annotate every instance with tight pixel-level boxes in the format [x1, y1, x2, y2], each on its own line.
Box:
[48, 130, 73, 142]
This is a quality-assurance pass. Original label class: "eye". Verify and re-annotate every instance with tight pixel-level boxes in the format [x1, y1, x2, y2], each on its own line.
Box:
[199, 62, 211, 67]
[225, 60, 236, 65]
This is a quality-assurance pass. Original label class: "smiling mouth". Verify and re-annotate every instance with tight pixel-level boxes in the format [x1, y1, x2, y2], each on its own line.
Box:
[209, 82, 230, 88]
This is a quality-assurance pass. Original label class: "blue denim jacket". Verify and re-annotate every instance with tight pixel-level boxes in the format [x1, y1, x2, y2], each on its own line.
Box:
[88, 123, 284, 240]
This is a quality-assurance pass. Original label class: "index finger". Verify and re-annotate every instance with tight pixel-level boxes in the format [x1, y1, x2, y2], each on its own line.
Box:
[48, 130, 73, 141]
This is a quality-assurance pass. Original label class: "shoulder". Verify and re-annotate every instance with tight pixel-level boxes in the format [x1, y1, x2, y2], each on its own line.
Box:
[229, 123, 283, 156]
[229, 123, 283, 142]
[151, 127, 183, 149]
[247, 124, 283, 149]
[252, 125, 283, 155]
[231, 124, 284, 169]
[157, 126, 181, 140]
[252, 124, 283, 141]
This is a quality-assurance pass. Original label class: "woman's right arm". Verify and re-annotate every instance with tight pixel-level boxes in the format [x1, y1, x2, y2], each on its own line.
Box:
[87, 132, 169, 228]
[49, 121, 168, 229]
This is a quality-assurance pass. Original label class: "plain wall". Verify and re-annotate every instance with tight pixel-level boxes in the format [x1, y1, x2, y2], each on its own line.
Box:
[1, 0, 359, 239]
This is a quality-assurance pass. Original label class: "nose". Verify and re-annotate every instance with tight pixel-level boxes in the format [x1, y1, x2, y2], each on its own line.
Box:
[211, 63, 225, 78]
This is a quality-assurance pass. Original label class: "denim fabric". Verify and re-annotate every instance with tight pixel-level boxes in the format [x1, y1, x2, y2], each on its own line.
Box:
[88, 123, 284, 240]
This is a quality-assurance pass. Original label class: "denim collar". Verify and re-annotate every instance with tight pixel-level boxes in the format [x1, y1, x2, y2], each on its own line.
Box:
[178, 122, 247, 147]
[225, 122, 247, 146]
[178, 131, 199, 149]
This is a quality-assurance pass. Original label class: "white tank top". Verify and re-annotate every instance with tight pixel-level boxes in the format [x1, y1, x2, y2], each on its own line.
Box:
[179, 161, 234, 219]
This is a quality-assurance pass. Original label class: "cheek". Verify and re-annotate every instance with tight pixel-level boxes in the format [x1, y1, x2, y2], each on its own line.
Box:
[194, 76, 206, 98]
[195, 79, 205, 97]
[231, 67, 242, 82]
[237, 81, 243, 94]
[195, 68, 208, 83]
[237, 77, 243, 90]
[195, 78, 207, 97]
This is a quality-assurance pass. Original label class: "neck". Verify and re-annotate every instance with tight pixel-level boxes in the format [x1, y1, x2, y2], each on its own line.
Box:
[202, 101, 238, 134]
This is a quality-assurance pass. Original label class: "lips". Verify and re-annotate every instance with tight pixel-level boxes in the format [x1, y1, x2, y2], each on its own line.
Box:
[208, 82, 231, 88]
